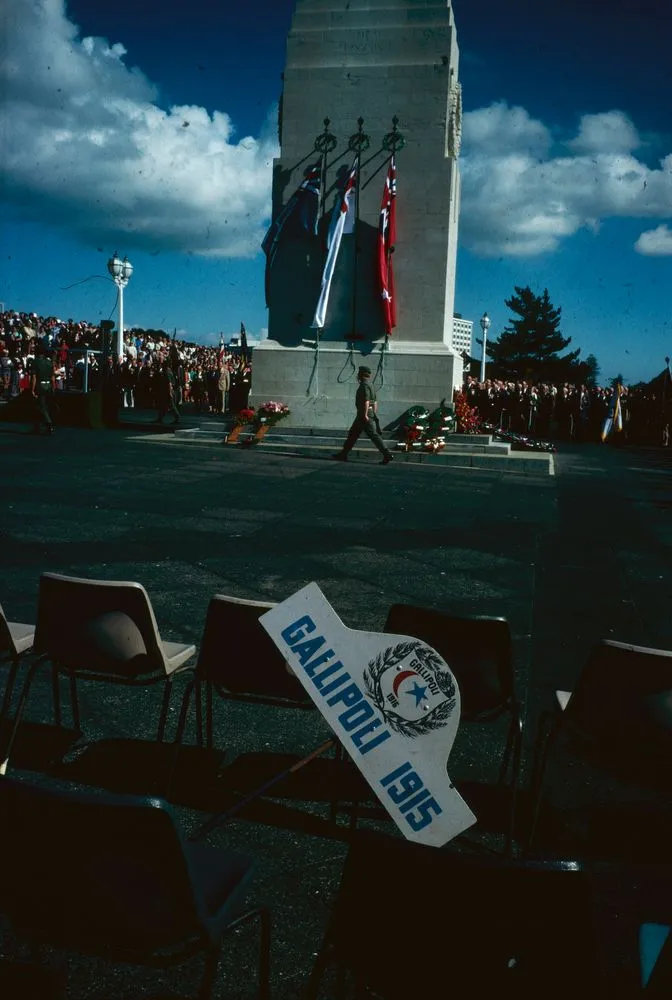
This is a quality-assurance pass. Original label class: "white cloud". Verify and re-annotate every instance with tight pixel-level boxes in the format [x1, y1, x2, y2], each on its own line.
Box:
[0, 0, 278, 257]
[567, 111, 641, 154]
[634, 224, 672, 256]
[461, 103, 672, 257]
[3, 5, 671, 267]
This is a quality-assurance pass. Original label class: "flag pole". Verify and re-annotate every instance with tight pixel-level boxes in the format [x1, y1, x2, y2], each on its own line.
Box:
[379, 116, 405, 380]
[348, 117, 369, 342]
[311, 118, 337, 394]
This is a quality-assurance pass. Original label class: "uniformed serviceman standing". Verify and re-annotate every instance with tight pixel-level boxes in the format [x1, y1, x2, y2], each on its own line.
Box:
[30, 344, 55, 435]
[155, 361, 180, 424]
[332, 365, 394, 464]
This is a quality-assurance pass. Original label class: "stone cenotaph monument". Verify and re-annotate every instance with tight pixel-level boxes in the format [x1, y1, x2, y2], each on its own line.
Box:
[252, 0, 464, 428]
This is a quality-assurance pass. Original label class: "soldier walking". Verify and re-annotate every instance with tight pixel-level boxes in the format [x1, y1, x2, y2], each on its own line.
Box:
[155, 362, 180, 424]
[30, 344, 55, 435]
[332, 366, 394, 465]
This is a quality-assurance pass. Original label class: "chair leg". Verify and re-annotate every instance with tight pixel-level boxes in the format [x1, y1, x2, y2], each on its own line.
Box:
[499, 709, 519, 787]
[505, 718, 523, 857]
[0, 656, 22, 724]
[199, 945, 221, 1000]
[156, 676, 173, 742]
[165, 680, 195, 798]
[527, 717, 558, 851]
[52, 663, 62, 727]
[206, 678, 214, 749]
[195, 677, 203, 747]
[0, 656, 49, 774]
[68, 671, 81, 733]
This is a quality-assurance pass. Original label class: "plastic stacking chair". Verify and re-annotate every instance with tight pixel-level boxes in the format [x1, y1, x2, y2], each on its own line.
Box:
[172, 594, 353, 816]
[185, 594, 312, 750]
[0, 572, 196, 773]
[0, 775, 270, 1000]
[305, 829, 601, 1000]
[384, 604, 523, 853]
[0, 601, 36, 727]
[528, 639, 672, 849]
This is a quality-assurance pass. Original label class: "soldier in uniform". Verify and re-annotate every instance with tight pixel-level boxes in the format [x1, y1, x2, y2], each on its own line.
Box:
[332, 366, 394, 464]
[30, 344, 55, 434]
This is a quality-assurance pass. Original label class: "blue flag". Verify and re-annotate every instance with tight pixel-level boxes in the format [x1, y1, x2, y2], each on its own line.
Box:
[262, 162, 321, 307]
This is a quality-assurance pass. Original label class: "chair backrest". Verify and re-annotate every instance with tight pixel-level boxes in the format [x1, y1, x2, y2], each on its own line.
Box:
[320, 829, 599, 998]
[0, 776, 205, 955]
[0, 601, 18, 659]
[198, 595, 311, 704]
[566, 640, 672, 749]
[384, 604, 514, 717]
[34, 572, 167, 676]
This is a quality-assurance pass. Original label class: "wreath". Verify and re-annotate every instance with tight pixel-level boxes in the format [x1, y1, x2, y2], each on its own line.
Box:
[363, 641, 456, 739]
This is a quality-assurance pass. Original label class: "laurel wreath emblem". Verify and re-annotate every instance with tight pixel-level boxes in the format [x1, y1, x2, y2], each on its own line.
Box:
[363, 641, 456, 739]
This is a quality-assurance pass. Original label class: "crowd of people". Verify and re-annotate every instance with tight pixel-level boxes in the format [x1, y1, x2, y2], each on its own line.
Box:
[0, 308, 252, 416]
[2, 307, 669, 446]
[463, 375, 670, 446]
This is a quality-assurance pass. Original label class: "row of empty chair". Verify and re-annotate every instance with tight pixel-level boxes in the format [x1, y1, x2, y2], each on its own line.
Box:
[2, 574, 672, 997]
[2, 573, 672, 849]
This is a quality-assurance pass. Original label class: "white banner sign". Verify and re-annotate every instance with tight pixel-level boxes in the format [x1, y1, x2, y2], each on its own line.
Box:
[260, 583, 476, 847]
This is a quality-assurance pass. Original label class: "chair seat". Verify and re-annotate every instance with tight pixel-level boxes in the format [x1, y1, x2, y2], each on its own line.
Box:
[8, 622, 35, 656]
[162, 641, 196, 674]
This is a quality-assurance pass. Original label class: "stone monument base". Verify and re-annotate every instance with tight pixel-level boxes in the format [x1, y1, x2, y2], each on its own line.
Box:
[249, 340, 463, 430]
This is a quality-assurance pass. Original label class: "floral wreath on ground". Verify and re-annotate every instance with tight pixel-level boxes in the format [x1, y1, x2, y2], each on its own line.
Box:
[254, 401, 291, 429]
[399, 406, 430, 451]
[233, 407, 256, 427]
[480, 422, 557, 453]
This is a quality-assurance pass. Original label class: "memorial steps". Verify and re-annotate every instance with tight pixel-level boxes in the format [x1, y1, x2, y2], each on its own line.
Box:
[166, 424, 555, 475]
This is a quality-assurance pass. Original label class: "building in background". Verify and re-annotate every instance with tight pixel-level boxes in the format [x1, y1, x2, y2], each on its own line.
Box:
[452, 314, 473, 356]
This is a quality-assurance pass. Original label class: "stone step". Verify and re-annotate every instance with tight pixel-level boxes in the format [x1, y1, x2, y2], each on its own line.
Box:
[249, 442, 553, 475]
[174, 426, 510, 454]
[160, 430, 553, 475]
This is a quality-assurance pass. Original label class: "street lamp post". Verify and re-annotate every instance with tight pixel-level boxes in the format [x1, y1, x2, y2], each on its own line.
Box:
[479, 311, 491, 383]
[107, 252, 133, 361]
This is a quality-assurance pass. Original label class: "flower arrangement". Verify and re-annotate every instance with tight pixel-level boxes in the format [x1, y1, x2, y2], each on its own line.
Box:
[255, 400, 291, 427]
[453, 390, 480, 434]
[423, 436, 446, 454]
[480, 422, 557, 453]
[399, 406, 430, 451]
[233, 407, 256, 427]
[428, 403, 455, 438]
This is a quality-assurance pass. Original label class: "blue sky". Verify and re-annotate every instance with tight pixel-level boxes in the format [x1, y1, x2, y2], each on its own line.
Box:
[1, 0, 670, 382]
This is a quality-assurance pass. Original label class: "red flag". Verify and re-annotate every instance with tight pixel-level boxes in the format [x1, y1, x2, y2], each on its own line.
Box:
[378, 156, 397, 335]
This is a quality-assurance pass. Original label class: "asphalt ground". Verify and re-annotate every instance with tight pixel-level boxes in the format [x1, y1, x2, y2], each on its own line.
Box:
[1, 412, 671, 998]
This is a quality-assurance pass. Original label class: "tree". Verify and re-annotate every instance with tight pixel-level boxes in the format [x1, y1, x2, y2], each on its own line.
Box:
[570, 352, 601, 386]
[486, 286, 580, 382]
[610, 373, 624, 388]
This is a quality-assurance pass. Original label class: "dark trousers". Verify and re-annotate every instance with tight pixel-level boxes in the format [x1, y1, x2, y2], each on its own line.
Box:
[34, 390, 54, 430]
[157, 394, 180, 422]
[342, 415, 390, 456]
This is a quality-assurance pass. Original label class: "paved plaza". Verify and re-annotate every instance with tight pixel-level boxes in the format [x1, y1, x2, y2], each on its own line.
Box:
[1, 418, 671, 997]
